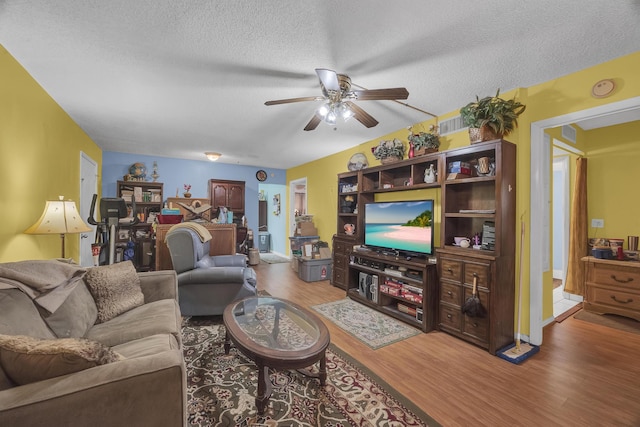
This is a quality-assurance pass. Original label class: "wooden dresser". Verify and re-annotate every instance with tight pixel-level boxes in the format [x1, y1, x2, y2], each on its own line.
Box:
[155, 223, 237, 271]
[582, 256, 640, 321]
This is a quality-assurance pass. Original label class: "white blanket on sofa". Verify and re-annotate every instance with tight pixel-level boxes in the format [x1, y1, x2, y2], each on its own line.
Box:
[0, 260, 87, 313]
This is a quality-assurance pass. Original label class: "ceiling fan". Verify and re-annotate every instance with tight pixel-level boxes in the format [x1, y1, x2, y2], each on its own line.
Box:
[264, 68, 409, 131]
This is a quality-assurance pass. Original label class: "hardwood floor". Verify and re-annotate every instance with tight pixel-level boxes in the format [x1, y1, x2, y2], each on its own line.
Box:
[254, 262, 640, 427]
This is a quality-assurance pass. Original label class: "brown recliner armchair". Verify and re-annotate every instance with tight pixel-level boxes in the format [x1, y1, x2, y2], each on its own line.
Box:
[166, 227, 257, 316]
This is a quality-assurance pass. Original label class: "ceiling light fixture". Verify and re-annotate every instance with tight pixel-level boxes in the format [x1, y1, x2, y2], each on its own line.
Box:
[205, 152, 221, 161]
[316, 101, 353, 126]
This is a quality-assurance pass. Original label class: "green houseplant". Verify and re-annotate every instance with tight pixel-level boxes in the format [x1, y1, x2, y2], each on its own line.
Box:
[407, 125, 440, 155]
[459, 89, 526, 143]
[371, 138, 405, 164]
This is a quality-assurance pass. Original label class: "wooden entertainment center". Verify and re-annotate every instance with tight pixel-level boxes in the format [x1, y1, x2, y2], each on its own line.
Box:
[332, 139, 516, 354]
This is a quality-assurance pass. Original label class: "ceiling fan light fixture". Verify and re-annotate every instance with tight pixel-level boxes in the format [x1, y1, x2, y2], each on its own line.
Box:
[317, 102, 330, 119]
[205, 152, 221, 161]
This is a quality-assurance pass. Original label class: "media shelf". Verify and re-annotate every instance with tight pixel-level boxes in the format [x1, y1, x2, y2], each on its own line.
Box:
[347, 251, 437, 332]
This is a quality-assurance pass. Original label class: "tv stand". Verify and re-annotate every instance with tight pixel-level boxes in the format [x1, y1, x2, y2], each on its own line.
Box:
[347, 251, 437, 332]
[378, 249, 399, 257]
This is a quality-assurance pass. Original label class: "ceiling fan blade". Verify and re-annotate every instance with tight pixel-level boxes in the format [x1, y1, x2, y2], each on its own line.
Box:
[352, 87, 409, 101]
[265, 96, 323, 106]
[345, 102, 379, 128]
[303, 115, 321, 131]
[316, 68, 340, 94]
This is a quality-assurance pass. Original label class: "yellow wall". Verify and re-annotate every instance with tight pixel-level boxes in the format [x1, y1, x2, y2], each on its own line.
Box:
[287, 51, 640, 336]
[585, 120, 640, 240]
[0, 45, 102, 262]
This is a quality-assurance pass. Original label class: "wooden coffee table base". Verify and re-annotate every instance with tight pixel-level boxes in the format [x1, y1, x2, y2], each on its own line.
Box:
[223, 297, 330, 416]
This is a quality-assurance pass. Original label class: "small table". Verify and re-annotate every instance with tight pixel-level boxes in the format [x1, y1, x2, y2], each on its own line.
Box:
[223, 296, 330, 415]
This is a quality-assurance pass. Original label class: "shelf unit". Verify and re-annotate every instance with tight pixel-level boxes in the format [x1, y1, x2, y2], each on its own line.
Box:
[331, 141, 516, 348]
[436, 139, 516, 354]
[347, 250, 437, 332]
[116, 180, 163, 271]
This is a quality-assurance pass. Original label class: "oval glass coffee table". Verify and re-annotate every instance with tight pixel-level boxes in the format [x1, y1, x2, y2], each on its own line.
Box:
[223, 296, 330, 415]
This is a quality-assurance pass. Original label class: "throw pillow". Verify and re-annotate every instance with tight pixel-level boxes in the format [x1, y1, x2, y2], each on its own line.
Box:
[0, 334, 124, 385]
[83, 261, 144, 323]
[40, 282, 98, 338]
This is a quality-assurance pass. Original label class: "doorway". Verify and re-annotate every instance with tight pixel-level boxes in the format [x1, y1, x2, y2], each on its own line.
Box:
[79, 152, 98, 267]
[551, 150, 581, 318]
[529, 96, 640, 345]
[289, 178, 307, 237]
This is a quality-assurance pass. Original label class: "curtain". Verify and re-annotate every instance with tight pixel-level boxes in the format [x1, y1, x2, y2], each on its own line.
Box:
[564, 157, 587, 295]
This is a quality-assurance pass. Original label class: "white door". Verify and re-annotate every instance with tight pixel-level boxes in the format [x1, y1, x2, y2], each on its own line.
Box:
[80, 152, 98, 266]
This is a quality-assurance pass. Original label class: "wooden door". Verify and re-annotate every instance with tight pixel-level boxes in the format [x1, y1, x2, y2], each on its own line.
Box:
[227, 183, 245, 212]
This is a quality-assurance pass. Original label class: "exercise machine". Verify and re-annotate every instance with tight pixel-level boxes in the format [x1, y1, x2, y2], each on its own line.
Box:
[88, 194, 139, 265]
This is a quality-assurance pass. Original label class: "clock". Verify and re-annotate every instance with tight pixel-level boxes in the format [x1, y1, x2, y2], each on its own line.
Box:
[256, 170, 267, 182]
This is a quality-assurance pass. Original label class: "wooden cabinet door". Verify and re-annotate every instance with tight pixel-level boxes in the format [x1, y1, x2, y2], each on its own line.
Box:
[211, 183, 229, 210]
[209, 180, 245, 215]
[227, 183, 245, 212]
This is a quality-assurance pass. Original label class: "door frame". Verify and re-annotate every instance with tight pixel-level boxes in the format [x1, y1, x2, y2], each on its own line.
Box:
[529, 96, 640, 345]
[289, 177, 307, 237]
[79, 152, 98, 266]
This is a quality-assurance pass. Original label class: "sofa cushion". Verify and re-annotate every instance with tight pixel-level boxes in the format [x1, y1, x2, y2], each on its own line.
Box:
[0, 289, 56, 339]
[39, 282, 98, 338]
[83, 261, 144, 323]
[112, 333, 180, 359]
[0, 334, 124, 385]
[85, 299, 181, 347]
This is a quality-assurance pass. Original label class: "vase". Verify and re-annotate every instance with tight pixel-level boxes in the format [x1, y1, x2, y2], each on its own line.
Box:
[183, 192, 191, 198]
[408, 142, 415, 158]
[381, 155, 402, 165]
[469, 126, 502, 144]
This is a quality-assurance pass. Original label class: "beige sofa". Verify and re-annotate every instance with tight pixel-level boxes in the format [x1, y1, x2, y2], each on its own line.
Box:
[0, 263, 186, 427]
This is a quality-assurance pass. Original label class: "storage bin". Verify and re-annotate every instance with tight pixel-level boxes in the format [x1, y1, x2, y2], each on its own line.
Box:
[297, 257, 332, 282]
[258, 232, 270, 253]
[289, 236, 319, 257]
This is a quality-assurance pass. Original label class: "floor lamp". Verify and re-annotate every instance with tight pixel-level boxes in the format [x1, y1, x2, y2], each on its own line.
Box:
[25, 196, 92, 258]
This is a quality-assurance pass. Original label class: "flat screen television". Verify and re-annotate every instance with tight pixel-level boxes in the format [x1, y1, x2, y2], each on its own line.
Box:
[363, 199, 434, 257]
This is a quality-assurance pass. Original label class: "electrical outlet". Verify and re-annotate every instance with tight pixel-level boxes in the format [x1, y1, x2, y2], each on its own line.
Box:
[591, 219, 604, 228]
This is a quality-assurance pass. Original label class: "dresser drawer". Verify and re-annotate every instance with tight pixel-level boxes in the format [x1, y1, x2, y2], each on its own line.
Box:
[590, 263, 640, 290]
[333, 253, 347, 269]
[586, 285, 640, 312]
[464, 261, 491, 290]
[440, 282, 462, 307]
[440, 303, 462, 331]
[333, 238, 350, 254]
[440, 259, 463, 283]
[463, 315, 489, 342]
[332, 267, 347, 289]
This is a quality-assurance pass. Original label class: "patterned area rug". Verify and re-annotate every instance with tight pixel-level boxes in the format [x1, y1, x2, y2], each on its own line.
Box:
[312, 299, 421, 349]
[259, 253, 291, 264]
[182, 316, 439, 427]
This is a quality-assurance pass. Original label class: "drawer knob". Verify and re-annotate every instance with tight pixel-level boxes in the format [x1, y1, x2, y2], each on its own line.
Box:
[472, 322, 478, 327]
[447, 291, 453, 296]
[447, 268, 453, 274]
[447, 314, 452, 319]
[610, 274, 633, 284]
[611, 295, 633, 304]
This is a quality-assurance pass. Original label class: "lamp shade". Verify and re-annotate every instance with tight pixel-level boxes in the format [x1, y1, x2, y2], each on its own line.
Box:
[25, 197, 91, 235]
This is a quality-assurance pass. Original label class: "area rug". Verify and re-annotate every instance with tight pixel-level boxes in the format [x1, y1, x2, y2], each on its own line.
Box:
[311, 298, 421, 349]
[574, 309, 640, 335]
[182, 316, 439, 427]
[259, 253, 291, 264]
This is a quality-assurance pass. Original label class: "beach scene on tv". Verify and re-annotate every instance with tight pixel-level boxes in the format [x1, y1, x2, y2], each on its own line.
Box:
[364, 200, 433, 254]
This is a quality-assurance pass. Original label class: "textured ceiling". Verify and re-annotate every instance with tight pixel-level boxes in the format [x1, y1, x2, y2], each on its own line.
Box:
[1, 1, 639, 168]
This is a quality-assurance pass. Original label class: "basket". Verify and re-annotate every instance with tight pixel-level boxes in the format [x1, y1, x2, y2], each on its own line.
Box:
[381, 155, 402, 165]
[414, 147, 438, 156]
[469, 126, 502, 144]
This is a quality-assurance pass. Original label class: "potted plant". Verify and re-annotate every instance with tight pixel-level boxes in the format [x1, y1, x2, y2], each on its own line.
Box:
[407, 125, 440, 156]
[183, 184, 192, 198]
[459, 89, 526, 143]
[371, 139, 405, 164]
